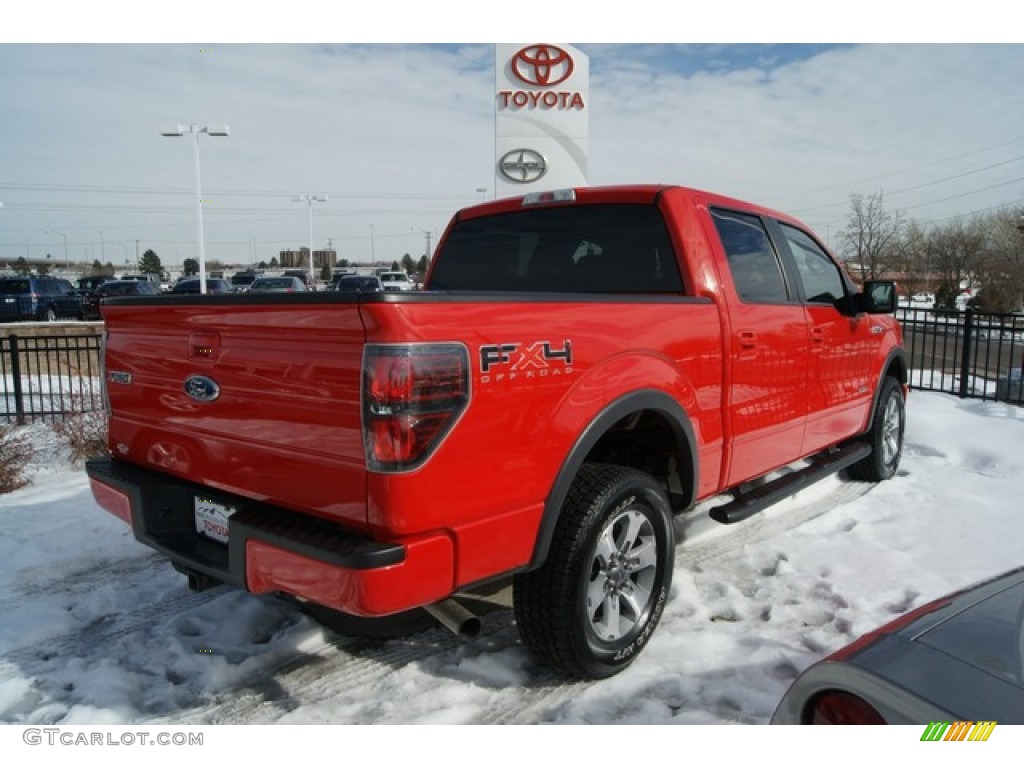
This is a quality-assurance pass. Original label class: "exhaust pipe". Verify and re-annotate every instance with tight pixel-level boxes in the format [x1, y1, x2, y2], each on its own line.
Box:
[424, 598, 481, 639]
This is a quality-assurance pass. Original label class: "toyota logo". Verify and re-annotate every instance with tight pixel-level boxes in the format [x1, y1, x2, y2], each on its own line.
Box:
[184, 375, 221, 403]
[499, 149, 548, 184]
[510, 44, 574, 87]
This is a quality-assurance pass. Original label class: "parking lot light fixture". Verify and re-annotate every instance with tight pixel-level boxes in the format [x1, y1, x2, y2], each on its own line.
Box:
[292, 195, 328, 285]
[160, 123, 229, 294]
[46, 228, 69, 271]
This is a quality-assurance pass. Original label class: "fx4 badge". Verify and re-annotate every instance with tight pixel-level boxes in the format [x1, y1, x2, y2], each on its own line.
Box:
[479, 340, 573, 383]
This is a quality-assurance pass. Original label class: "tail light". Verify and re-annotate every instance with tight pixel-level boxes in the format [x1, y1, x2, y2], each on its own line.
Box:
[362, 343, 470, 472]
[805, 691, 886, 724]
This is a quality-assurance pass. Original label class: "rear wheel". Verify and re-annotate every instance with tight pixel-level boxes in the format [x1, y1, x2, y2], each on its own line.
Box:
[849, 377, 905, 482]
[514, 464, 674, 679]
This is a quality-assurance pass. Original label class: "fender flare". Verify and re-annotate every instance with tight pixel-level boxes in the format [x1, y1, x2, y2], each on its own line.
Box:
[863, 347, 908, 433]
[527, 389, 698, 570]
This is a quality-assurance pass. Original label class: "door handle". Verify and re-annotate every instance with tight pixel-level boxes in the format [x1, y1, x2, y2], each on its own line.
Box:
[738, 331, 757, 349]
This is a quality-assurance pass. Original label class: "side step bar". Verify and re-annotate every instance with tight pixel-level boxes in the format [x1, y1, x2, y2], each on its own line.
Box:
[708, 442, 872, 525]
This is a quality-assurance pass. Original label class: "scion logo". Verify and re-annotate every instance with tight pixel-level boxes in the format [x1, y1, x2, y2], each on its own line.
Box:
[479, 340, 573, 384]
[499, 149, 547, 184]
[511, 44, 575, 87]
[184, 374, 220, 403]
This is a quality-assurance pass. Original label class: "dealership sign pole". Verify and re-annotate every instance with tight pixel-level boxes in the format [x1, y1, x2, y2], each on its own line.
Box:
[494, 44, 589, 198]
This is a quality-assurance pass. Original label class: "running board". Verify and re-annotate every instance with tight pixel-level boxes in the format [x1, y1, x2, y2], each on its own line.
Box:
[708, 442, 872, 525]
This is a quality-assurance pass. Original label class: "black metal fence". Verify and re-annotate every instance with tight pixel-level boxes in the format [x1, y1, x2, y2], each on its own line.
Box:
[1, 332, 104, 425]
[2, 311, 1022, 426]
[899, 308, 1024, 404]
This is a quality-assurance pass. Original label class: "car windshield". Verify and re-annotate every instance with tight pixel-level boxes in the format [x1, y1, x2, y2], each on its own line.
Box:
[0, 280, 31, 295]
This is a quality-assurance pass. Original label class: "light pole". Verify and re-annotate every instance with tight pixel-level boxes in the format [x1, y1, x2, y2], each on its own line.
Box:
[46, 228, 69, 271]
[160, 123, 230, 294]
[293, 195, 328, 286]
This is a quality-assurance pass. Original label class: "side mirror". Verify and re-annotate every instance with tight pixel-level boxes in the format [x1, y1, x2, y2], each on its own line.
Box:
[860, 280, 897, 314]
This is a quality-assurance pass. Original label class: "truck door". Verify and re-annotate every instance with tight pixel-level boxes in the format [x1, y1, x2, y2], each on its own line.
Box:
[772, 222, 878, 455]
[710, 209, 811, 487]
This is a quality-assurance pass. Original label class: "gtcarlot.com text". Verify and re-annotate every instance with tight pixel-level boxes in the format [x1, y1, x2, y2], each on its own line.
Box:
[23, 728, 203, 747]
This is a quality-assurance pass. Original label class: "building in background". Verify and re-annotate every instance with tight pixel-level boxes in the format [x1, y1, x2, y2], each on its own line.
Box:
[278, 247, 337, 271]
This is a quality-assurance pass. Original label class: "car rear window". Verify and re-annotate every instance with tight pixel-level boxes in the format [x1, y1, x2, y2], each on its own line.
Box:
[0, 280, 31, 295]
[429, 204, 684, 293]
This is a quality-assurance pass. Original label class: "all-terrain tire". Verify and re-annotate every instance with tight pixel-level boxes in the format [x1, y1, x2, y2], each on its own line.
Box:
[513, 463, 674, 679]
[849, 377, 905, 482]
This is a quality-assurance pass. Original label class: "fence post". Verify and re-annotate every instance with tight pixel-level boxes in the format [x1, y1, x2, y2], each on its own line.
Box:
[958, 310, 974, 399]
[9, 334, 26, 426]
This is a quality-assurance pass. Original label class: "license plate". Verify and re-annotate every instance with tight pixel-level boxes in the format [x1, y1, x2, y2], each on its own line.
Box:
[2, 298, 13, 303]
[194, 496, 235, 544]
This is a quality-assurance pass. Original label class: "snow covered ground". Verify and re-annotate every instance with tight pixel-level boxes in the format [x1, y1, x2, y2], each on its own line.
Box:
[1, 391, 1022, 745]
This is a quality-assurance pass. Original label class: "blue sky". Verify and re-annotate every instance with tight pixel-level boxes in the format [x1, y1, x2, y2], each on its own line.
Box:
[1, 8, 1021, 270]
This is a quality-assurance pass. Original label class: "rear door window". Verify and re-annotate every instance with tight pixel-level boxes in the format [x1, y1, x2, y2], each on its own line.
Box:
[711, 209, 789, 304]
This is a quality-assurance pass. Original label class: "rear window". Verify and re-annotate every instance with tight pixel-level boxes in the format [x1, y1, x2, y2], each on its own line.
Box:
[428, 204, 683, 293]
[0, 280, 31, 295]
[337, 277, 380, 291]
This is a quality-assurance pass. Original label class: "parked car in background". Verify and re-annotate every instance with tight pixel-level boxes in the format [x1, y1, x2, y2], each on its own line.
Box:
[282, 270, 315, 291]
[378, 271, 416, 291]
[772, 567, 1024, 725]
[330, 275, 383, 293]
[170, 277, 232, 294]
[77, 275, 118, 294]
[230, 272, 261, 292]
[82, 279, 161, 320]
[248, 276, 308, 293]
[0, 276, 84, 322]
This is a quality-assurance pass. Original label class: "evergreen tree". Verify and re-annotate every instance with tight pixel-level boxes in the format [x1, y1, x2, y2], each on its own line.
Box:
[139, 249, 163, 276]
[183, 258, 199, 277]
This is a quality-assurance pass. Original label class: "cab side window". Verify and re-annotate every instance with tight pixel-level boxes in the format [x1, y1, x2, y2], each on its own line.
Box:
[712, 209, 788, 304]
[780, 224, 846, 305]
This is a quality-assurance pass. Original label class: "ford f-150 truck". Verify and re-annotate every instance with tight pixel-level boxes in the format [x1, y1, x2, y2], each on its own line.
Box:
[86, 184, 906, 679]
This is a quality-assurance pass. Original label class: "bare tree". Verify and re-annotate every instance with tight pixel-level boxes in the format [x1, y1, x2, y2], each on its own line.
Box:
[839, 191, 906, 282]
[973, 209, 1024, 312]
[924, 217, 988, 309]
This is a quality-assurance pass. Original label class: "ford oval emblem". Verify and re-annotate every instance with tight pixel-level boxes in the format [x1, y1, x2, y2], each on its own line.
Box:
[184, 375, 220, 403]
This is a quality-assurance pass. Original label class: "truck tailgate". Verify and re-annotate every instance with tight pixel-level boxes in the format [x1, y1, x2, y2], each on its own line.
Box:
[101, 300, 368, 527]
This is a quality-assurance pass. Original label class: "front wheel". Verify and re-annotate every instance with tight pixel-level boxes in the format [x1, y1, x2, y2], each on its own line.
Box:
[514, 464, 674, 679]
[849, 377, 905, 482]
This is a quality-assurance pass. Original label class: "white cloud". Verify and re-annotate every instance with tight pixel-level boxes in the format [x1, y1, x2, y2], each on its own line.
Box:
[1, 43, 1022, 266]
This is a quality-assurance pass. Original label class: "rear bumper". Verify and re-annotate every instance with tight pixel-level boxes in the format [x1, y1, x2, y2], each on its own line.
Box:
[85, 457, 455, 616]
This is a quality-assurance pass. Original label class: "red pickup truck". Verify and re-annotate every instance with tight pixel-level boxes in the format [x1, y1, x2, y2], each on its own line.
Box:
[87, 184, 906, 679]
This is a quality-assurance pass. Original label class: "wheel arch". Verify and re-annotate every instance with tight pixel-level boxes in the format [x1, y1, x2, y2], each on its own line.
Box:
[527, 389, 698, 570]
[864, 347, 908, 433]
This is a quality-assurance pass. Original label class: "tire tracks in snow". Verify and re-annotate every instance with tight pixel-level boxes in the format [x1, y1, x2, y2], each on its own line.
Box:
[142, 478, 875, 725]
